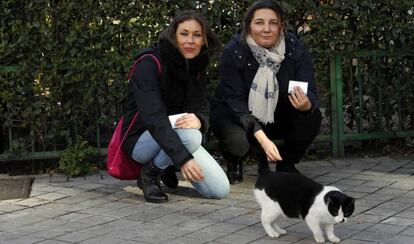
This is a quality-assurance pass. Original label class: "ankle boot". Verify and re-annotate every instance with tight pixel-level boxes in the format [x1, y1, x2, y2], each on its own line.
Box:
[140, 162, 168, 203]
[160, 165, 178, 189]
[236, 161, 244, 182]
[226, 159, 244, 185]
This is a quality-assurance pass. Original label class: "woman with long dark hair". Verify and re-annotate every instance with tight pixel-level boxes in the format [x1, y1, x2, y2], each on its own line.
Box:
[122, 10, 229, 203]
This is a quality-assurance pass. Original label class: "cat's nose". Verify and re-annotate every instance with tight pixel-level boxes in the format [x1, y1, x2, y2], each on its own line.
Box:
[340, 219, 345, 223]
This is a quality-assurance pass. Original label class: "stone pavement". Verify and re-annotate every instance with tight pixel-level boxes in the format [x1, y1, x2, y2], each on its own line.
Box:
[1, 156, 414, 244]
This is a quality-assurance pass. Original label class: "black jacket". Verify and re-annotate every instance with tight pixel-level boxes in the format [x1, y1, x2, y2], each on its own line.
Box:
[122, 40, 210, 168]
[211, 32, 320, 133]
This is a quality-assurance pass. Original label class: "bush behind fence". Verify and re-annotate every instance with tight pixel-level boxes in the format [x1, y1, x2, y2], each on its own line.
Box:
[0, 0, 413, 156]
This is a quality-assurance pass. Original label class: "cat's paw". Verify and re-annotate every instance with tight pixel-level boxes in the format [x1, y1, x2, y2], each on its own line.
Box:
[267, 232, 280, 238]
[314, 236, 325, 243]
[328, 236, 340, 243]
[278, 229, 287, 235]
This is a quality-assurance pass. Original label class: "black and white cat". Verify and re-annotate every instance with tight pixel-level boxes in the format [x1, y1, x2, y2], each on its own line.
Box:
[254, 170, 355, 243]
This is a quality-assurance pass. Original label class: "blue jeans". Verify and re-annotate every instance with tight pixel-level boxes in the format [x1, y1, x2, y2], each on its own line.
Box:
[132, 129, 230, 199]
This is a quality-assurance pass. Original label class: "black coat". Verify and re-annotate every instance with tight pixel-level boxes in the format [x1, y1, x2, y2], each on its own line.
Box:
[122, 40, 210, 168]
[211, 32, 320, 134]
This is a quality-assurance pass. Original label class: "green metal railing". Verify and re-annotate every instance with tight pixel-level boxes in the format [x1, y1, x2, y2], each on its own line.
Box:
[329, 50, 414, 157]
[1, 50, 413, 161]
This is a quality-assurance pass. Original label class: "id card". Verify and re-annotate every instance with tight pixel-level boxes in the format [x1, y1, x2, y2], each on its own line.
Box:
[288, 80, 308, 95]
[168, 113, 187, 128]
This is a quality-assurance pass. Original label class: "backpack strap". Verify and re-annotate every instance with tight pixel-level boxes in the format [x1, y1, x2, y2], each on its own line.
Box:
[128, 53, 161, 80]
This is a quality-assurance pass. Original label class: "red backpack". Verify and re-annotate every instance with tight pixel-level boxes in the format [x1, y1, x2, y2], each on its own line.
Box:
[107, 54, 161, 180]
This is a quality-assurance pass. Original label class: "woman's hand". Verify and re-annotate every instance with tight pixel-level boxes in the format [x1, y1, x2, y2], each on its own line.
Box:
[175, 113, 201, 129]
[181, 159, 204, 182]
[289, 86, 312, 112]
[254, 130, 282, 162]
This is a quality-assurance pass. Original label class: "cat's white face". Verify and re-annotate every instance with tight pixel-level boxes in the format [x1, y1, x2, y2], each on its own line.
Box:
[333, 207, 347, 223]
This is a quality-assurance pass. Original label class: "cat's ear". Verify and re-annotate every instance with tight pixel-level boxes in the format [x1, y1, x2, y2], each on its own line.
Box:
[343, 196, 355, 217]
[346, 197, 355, 205]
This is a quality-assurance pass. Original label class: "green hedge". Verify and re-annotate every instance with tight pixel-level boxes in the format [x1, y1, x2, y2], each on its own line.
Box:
[1, 0, 413, 154]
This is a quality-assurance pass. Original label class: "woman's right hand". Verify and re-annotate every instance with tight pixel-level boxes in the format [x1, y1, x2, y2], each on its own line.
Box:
[260, 138, 282, 162]
[254, 130, 282, 162]
[181, 159, 204, 182]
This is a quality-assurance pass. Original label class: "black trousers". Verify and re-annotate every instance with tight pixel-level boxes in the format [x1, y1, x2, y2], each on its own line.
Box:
[210, 102, 322, 165]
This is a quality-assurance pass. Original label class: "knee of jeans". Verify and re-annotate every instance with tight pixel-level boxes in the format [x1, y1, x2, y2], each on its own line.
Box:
[178, 129, 202, 153]
[212, 181, 230, 199]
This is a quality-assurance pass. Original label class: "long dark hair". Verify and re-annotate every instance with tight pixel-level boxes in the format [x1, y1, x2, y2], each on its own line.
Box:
[240, 0, 285, 44]
[159, 10, 221, 55]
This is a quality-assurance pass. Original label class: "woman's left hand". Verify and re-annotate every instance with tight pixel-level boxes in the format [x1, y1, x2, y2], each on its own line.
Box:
[175, 113, 201, 129]
[288, 86, 312, 112]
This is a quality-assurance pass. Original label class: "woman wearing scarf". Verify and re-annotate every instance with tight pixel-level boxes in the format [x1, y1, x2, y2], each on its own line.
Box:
[122, 10, 229, 203]
[211, 0, 322, 184]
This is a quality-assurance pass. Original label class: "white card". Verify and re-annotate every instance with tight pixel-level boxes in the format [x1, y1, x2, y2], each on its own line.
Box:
[288, 80, 308, 95]
[168, 113, 187, 128]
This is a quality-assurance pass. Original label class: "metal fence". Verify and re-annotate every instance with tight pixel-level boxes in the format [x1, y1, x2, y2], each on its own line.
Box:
[1, 50, 413, 161]
[329, 50, 414, 157]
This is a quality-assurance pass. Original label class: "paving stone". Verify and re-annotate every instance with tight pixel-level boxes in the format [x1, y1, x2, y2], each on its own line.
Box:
[56, 188, 88, 196]
[232, 224, 267, 238]
[6, 213, 47, 225]
[0, 231, 20, 241]
[149, 213, 193, 226]
[28, 229, 67, 239]
[354, 213, 389, 224]
[336, 179, 369, 186]
[4, 236, 45, 244]
[364, 207, 401, 217]
[78, 235, 124, 244]
[76, 183, 105, 190]
[382, 235, 414, 244]
[366, 223, 407, 234]
[77, 215, 117, 225]
[35, 240, 69, 244]
[340, 240, 376, 244]
[381, 216, 414, 226]
[166, 236, 212, 244]
[375, 188, 410, 197]
[0, 204, 27, 212]
[390, 180, 414, 190]
[14, 198, 50, 207]
[215, 232, 261, 243]
[28, 190, 49, 197]
[54, 212, 93, 222]
[400, 227, 414, 236]
[203, 222, 247, 234]
[55, 231, 99, 243]
[16, 205, 68, 218]
[35, 192, 69, 201]
[177, 218, 216, 231]
[250, 238, 291, 244]
[184, 229, 228, 242]
[351, 230, 393, 242]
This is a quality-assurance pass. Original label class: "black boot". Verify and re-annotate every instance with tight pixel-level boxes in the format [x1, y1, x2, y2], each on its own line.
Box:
[226, 159, 244, 185]
[276, 161, 300, 174]
[139, 162, 168, 203]
[160, 165, 178, 189]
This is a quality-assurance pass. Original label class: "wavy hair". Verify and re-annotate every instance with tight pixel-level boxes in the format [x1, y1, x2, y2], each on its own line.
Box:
[159, 10, 221, 55]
